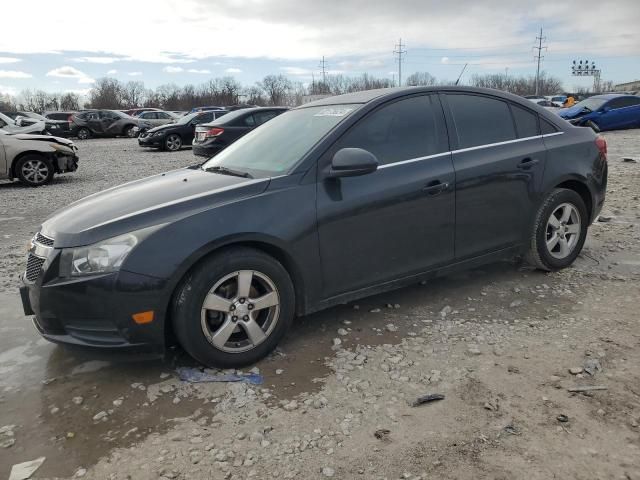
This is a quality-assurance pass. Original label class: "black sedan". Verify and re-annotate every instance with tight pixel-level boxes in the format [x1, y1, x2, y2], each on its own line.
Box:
[21, 86, 607, 368]
[192, 107, 288, 158]
[138, 110, 227, 151]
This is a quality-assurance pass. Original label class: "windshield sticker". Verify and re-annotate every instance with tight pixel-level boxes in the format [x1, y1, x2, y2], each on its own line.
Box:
[313, 107, 354, 117]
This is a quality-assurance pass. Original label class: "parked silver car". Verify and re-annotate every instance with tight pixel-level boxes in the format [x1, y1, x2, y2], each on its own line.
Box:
[134, 110, 179, 135]
[0, 131, 78, 186]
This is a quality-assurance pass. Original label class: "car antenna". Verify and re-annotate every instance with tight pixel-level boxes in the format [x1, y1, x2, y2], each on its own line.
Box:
[455, 63, 468, 86]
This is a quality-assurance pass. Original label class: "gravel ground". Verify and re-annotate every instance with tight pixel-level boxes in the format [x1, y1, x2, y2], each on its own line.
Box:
[0, 131, 639, 479]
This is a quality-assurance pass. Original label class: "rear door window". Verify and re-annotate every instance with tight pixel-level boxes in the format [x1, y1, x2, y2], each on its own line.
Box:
[254, 111, 279, 125]
[243, 115, 256, 127]
[510, 104, 539, 138]
[608, 97, 640, 109]
[335, 95, 448, 166]
[447, 94, 516, 148]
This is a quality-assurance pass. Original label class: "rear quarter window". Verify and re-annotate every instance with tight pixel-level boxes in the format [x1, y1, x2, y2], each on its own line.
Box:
[447, 94, 516, 148]
[541, 119, 558, 134]
[510, 104, 539, 138]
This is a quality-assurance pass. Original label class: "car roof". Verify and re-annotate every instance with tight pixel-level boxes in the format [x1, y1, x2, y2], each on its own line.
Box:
[299, 86, 547, 108]
[591, 93, 632, 100]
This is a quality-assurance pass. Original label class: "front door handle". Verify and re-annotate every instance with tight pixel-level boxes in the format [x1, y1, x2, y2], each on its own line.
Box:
[517, 157, 539, 169]
[422, 180, 448, 196]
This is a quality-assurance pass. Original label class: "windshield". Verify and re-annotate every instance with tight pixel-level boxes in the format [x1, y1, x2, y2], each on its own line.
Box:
[573, 97, 606, 112]
[202, 104, 359, 176]
[176, 112, 201, 125]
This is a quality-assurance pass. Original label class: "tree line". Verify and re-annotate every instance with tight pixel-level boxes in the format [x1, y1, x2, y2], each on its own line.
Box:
[2, 71, 572, 113]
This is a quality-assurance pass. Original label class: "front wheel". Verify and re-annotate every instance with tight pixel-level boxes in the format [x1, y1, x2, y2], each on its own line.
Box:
[585, 120, 601, 133]
[15, 155, 54, 186]
[124, 125, 136, 138]
[525, 188, 588, 271]
[172, 248, 295, 368]
[164, 134, 182, 151]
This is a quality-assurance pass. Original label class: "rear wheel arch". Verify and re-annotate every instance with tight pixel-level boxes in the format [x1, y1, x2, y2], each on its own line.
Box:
[553, 179, 593, 223]
[164, 239, 306, 346]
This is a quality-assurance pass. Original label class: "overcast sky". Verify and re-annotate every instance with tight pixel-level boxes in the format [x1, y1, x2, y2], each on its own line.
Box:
[1, 0, 638, 96]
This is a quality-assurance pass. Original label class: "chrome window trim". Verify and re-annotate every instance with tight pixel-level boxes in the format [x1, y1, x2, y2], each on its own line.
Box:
[376, 132, 564, 169]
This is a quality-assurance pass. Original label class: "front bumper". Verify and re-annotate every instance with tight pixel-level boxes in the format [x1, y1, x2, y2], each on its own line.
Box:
[20, 251, 168, 352]
[138, 133, 164, 147]
[56, 153, 78, 174]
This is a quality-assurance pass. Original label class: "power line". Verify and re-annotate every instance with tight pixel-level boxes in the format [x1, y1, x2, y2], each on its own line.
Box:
[318, 56, 328, 85]
[533, 27, 547, 95]
[393, 38, 407, 87]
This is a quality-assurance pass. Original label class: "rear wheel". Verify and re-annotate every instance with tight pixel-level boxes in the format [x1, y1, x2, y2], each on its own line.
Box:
[76, 127, 90, 140]
[172, 248, 295, 367]
[525, 188, 588, 271]
[165, 134, 182, 151]
[15, 155, 54, 187]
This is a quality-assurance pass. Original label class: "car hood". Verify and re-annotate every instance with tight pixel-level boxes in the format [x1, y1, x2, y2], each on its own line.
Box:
[41, 168, 270, 248]
[147, 123, 178, 133]
[558, 106, 587, 119]
[12, 133, 75, 148]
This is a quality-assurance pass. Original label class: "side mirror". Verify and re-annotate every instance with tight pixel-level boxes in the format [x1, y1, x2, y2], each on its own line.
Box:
[327, 148, 379, 178]
[15, 117, 23, 126]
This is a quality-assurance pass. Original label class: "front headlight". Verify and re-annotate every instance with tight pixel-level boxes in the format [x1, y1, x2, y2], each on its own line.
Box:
[153, 131, 164, 137]
[59, 226, 161, 277]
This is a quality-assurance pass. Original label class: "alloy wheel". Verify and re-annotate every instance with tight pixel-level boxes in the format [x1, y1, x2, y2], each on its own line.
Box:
[200, 270, 280, 353]
[77, 128, 89, 140]
[166, 134, 181, 151]
[21, 159, 50, 185]
[545, 202, 581, 259]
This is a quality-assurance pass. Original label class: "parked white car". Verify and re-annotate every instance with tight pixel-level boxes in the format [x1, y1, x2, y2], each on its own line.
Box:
[0, 130, 78, 186]
[0, 112, 46, 135]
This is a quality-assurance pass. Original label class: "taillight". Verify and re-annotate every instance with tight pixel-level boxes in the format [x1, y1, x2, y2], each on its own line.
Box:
[595, 136, 607, 160]
[205, 127, 224, 138]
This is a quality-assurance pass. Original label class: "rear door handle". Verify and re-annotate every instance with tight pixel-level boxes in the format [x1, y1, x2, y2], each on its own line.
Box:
[422, 180, 448, 196]
[517, 158, 539, 169]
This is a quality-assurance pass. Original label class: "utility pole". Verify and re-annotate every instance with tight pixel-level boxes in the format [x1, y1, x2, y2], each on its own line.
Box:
[319, 56, 328, 92]
[533, 27, 547, 95]
[393, 38, 406, 87]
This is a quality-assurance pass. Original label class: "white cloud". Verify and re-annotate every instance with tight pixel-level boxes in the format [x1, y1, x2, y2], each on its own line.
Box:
[163, 66, 184, 73]
[65, 88, 92, 96]
[187, 68, 211, 74]
[107, 69, 118, 75]
[46, 66, 94, 84]
[0, 70, 32, 79]
[128, 71, 142, 76]
[441, 57, 450, 64]
[0, 57, 22, 64]
[73, 56, 121, 64]
[225, 68, 242, 73]
[280, 66, 311, 76]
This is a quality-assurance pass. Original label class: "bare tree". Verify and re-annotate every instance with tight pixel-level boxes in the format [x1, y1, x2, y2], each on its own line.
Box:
[121, 81, 146, 108]
[88, 78, 124, 109]
[405, 72, 437, 86]
[260, 75, 292, 106]
[59, 93, 82, 111]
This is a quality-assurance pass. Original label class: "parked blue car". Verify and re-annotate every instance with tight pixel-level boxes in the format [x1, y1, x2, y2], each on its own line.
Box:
[558, 94, 640, 132]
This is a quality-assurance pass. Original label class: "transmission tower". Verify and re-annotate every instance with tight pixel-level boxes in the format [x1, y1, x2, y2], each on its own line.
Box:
[394, 39, 407, 87]
[533, 28, 547, 95]
[319, 56, 328, 92]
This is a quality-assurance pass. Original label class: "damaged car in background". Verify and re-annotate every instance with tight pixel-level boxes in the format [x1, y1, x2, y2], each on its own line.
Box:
[0, 112, 48, 135]
[0, 131, 79, 186]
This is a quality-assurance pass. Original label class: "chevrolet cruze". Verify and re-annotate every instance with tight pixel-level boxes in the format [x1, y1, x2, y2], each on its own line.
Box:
[20, 87, 607, 367]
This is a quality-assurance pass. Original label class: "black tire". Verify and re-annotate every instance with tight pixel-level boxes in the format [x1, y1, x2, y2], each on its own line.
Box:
[124, 125, 136, 138]
[15, 154, 54, 187]
[525, 188, 588, 271]
[76, 127, 90, 140]
[172, 247, 295, 368]
[586, 120, 601, 133]
[164, 134, 182, 151]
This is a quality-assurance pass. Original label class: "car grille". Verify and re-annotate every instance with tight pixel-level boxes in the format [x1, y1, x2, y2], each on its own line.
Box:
[25, 254, 46, 282]
[36, 232, 54, 247]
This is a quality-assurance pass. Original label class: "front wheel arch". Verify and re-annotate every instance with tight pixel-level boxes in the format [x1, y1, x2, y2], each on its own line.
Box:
[163, 240, 307, 347]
